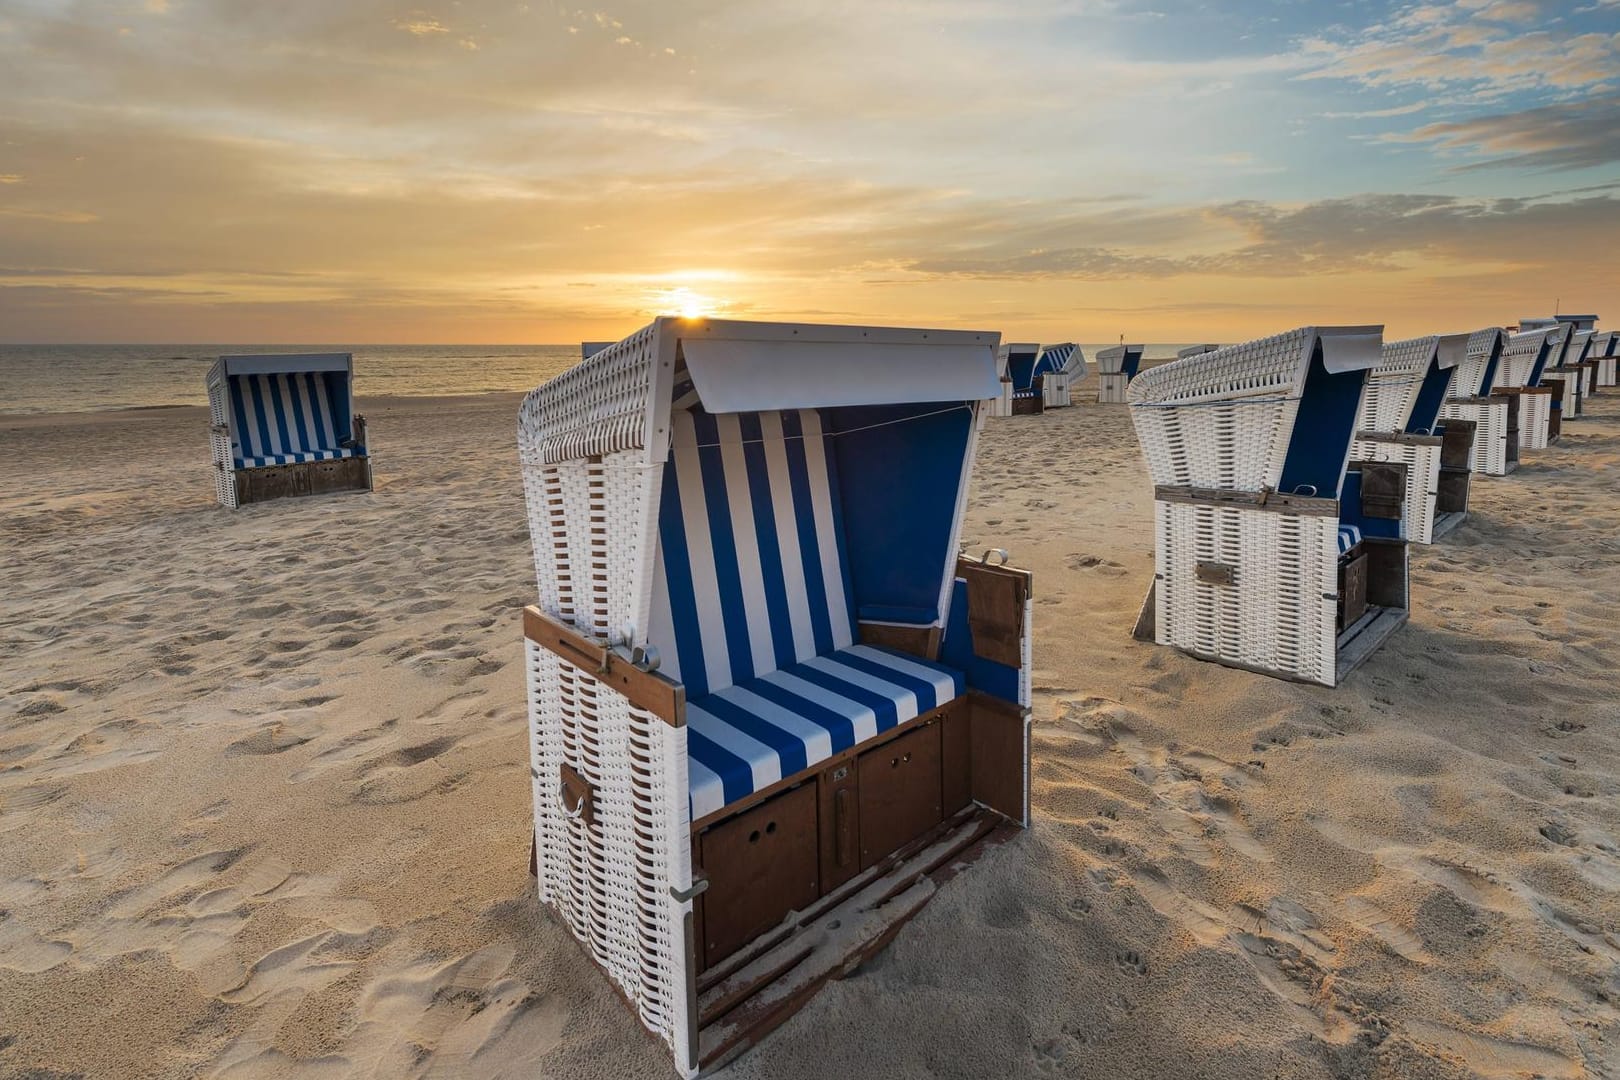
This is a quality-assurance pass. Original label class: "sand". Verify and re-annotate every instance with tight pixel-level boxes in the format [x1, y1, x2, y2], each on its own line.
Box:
[2, 388, 1617, 1079]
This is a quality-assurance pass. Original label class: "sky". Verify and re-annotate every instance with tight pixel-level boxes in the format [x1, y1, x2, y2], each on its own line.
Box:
[1, 0, 1617, 344]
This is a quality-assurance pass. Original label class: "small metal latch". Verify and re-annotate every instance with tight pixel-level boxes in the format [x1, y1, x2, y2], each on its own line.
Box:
[1256, 485, 1273, 507]
[670, 874, 710, 903]
[979, 548, 1011, 566]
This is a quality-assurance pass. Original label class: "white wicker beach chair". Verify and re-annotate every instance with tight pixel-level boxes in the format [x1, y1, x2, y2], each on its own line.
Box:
[1438, 327, 1514, 476]
[1128, 326, 1410, 687]
[1491, 327, 1560, 450]
[1096, 343, 1145, 404]
[517, 318, 1034, 1076]
[205, 353, 371, 509]
[1176, 344, 1222, 360]
[988, 342, 1045, 416]
[1520, 317, 1594, 428]
[1349, 334, 1473, 544]
[1592, 331, 1618, 389]
[1033, 342, 1084, 407]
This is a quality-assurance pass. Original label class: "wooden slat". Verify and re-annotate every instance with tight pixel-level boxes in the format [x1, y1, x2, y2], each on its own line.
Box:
[956, 558, 1030, 667]
[1154, 485, 1339, 516]
[696, 811, 1008, 1068]
[522, 606, 685, 726]
[969, 693, 1027, 824]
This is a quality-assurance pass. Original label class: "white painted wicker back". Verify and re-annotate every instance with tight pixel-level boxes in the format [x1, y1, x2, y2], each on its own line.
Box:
[205, 359, 238, 509]
[1495, 328, 1551, 389]
[1127, 328, 1314, 491]
[1449, 328, 1502, 400]
[1569, 330, 1594, 363]
[1357, 336, 1436, 433]
[517, 321, 696, 1075]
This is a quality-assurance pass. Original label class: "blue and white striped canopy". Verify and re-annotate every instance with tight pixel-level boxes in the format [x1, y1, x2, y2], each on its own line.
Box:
[229, 371, 359, 468]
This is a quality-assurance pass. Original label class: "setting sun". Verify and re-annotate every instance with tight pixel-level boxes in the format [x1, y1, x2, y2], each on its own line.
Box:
[662, 286, 722, 320]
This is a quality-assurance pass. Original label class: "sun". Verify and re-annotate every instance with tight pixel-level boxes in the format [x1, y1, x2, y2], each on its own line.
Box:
[665, 286, 719, 319]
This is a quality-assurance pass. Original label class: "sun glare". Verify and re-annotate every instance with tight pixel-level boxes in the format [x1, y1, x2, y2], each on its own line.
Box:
[663, 286, 720, 320]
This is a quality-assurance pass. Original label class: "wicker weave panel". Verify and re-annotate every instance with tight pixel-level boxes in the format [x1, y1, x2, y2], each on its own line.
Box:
[1350, 438, 1437, 544]
[1600, 355, 1617, 389]
[1448, 329, 1502, 401]
[205, 361, 238, 509]
[519, 324, 658, 465]
[1518, 392, 1552, 450]
[1358, 337, 1437, 433]
[527, 642, 695, 1074]
[1438, 399, 1510, 476]
[1154, 500, 1338, 685]
[1495, 329, 1552, 390]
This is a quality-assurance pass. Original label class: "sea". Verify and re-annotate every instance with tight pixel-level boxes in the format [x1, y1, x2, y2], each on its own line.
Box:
[0, 342, 1193, 416]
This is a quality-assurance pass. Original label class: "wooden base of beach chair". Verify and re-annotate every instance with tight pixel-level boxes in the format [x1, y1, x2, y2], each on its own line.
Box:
[230, 454, 373, 506]
[694, 805, 1014, 1072]
[690, 689, 1027, 976]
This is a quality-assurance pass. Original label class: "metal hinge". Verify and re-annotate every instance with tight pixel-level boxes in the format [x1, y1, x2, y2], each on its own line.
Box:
[669, 874, 710, 903]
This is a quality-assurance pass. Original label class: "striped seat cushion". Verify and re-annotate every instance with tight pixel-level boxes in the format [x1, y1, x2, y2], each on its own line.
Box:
[239, 448, 359, 468]
[230, 372, 358, 469]
[687, 643, 965, 820]
[1337, 524, 1362, 555]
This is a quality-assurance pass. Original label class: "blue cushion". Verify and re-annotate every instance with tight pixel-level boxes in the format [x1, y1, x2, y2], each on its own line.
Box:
[230, 372, 359, 468]
[239, 448, 359, 468]
[1338, 524, 1362, 555]
[647, 407, 856, 699]
[686, 643, 965, 820]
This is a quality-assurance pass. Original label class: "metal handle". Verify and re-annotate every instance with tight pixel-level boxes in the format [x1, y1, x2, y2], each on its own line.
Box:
[557, 787, 587, 820]
[979, 548, 1010, 566]
[1290, 484, 1319, 497]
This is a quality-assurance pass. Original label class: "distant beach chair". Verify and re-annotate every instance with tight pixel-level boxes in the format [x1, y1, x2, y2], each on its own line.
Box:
[1349, 334, 1474, 544]
[1520, 317, 1596, 427]
[1591, 331, 1618, 389]
[1128, 326, 1409, 687]
[518, 318, 1033, 1076]
[206, 353, 371, 509]
[1490, 327, 1561, 449]
[1033, 342, 1084, 407]
[1096, 343, 1145, 403]
[1438, 327, 1515, 476]
[988, 342, 1045, 415]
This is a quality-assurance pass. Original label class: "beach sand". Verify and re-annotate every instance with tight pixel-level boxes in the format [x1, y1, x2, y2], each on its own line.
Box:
[2, 389, 1617, 1078]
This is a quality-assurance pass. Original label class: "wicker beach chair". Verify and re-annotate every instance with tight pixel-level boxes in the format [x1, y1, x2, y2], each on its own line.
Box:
[1177, 344, 1222, 360]
[1096, 343, 1145, 404]
[206, 353, 371, 509]
[1127, 326, 1410, 687]
[1349, 334, 1474, 544]
[517, 318, 1035, 1076]
[1437, 328, 1514, 476]
[1592, 331, 1618, 389]
[1033, 342, 1084, 408]
[988, 342, 1045, 416]
[1491, 327, 1560, 449]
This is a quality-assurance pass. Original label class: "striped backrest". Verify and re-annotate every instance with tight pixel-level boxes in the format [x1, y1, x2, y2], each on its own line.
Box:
[229, 372, 346, 465]
[647, 407, 856, 699]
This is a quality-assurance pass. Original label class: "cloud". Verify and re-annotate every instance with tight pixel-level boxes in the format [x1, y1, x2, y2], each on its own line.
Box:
[1392, 93, 1620, 170]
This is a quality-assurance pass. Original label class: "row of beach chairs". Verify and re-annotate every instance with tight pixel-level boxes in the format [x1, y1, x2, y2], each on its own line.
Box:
[202, 311, 1609, 1077]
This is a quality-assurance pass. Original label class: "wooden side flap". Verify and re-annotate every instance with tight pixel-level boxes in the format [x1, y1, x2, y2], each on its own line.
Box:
[955, 557, 1030, 668]
[1354, 462, 1407, 520]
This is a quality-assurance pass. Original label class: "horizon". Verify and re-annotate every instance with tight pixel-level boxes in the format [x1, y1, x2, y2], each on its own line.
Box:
[2, 1, 1617, 345]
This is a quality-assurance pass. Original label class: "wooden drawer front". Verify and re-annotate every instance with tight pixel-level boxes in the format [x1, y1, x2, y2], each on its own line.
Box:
[698, 783, 819, 968]
[858, 722, 943, 869]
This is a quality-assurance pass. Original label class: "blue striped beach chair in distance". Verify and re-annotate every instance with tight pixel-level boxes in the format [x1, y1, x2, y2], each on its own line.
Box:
[1096, 343, 1145, 403]
[518, 318, 1035, 1076]
[206, 353, 371, 508]
[1032, 342, 1084, 407]
[1438, 327, 1516, 476]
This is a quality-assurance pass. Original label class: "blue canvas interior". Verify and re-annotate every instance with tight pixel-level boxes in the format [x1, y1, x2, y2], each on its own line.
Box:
[1529, 339, 1553, 385]
[1121, 350, 1143, 379]
[1406, 360, 1453, 434]
[229, 371, 363, 468]
[1006, 350, 1039, 391]
[828, 402, 972, 627]
[1279, 344, 1367, 498]
[1475, 340, 1503, 396]
[648, 400, 978, 817]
